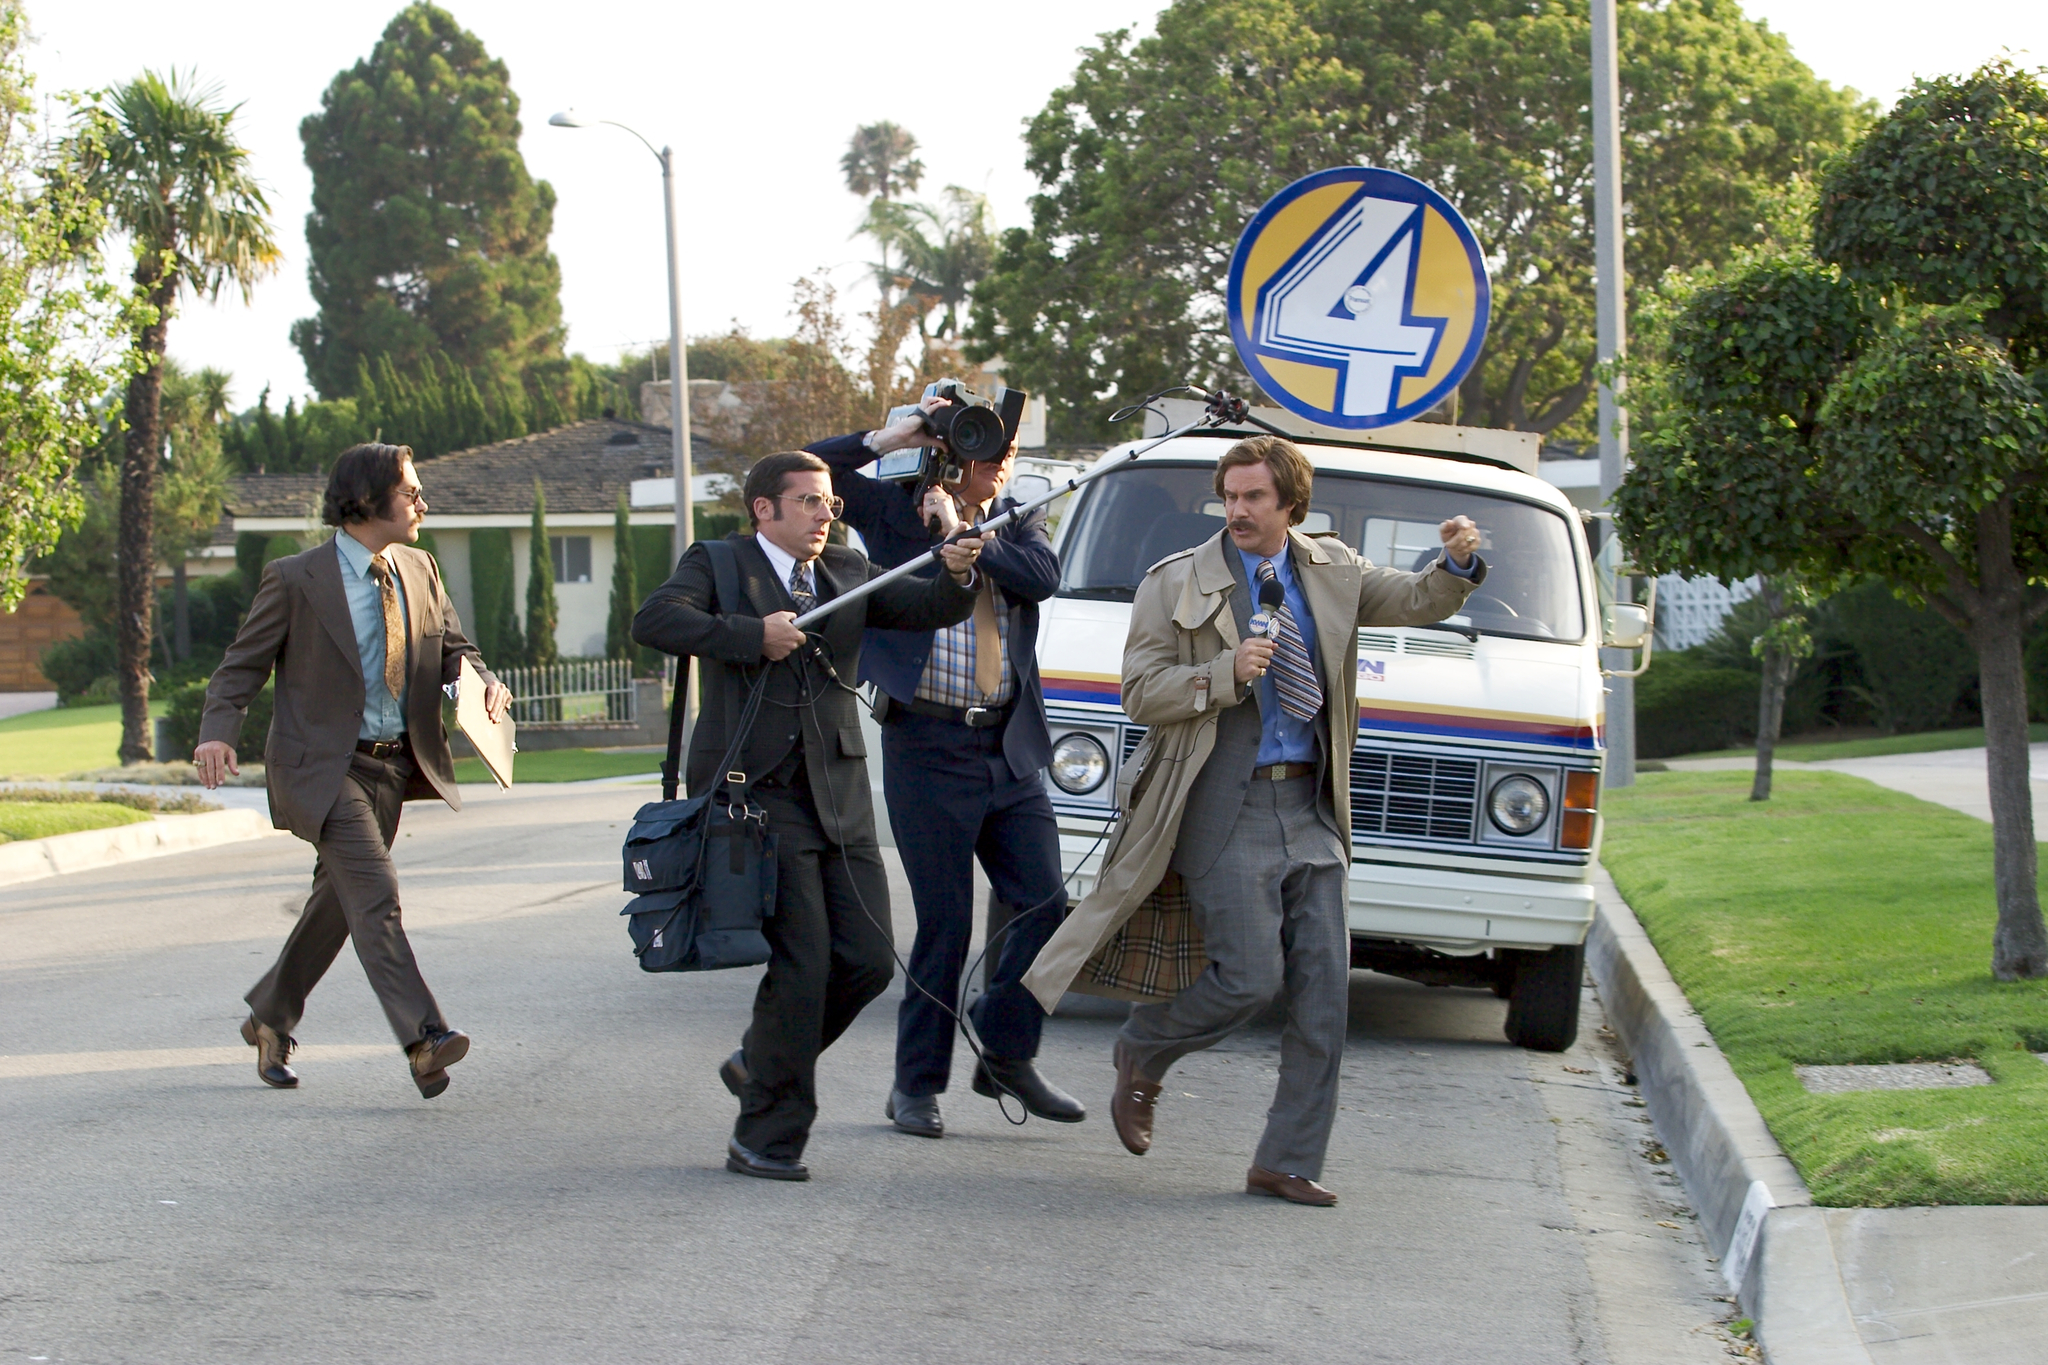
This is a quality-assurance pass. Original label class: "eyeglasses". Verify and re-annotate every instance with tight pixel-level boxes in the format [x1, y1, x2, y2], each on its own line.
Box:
[395, 486, 427, 507]
[774, 493, 844, 520]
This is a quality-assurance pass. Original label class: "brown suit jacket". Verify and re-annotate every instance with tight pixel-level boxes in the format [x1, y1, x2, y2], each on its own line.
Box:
[198, 535, 499, 842]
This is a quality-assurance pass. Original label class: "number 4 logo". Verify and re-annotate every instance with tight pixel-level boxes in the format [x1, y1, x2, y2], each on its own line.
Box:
[1256, 197, 1445, 420]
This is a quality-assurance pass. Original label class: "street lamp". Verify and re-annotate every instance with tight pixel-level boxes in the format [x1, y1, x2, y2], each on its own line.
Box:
[549, 108, 694, 736]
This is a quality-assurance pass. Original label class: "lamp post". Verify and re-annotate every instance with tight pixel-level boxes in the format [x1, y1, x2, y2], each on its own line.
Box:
[1589, 0, 1634, 789]
[550, 109, 693, 734]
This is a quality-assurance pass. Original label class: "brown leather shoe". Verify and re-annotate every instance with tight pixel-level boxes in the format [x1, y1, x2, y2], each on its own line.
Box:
[408, 1029, 470, 1099]
[1111, 1041, 1161, 1155]
[1247, 1165, 1338, 1206]
[240, 1014, 298, 1089]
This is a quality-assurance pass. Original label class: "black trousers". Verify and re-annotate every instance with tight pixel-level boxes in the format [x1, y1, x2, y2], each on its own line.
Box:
[246, 749, 445, 1047]
[883, 711, 1067, 1098]
[734, 781, 895, 1161]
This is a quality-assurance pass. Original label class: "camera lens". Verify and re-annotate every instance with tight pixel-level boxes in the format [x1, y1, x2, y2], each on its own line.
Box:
[949, 406, 1007, 461]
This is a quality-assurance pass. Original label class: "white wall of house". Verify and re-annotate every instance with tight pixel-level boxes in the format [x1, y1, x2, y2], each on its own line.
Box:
[432, 529, 476, 636]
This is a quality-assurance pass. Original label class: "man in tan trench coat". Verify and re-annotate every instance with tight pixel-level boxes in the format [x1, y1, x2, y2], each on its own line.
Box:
[1021, 435, 1483, 1204]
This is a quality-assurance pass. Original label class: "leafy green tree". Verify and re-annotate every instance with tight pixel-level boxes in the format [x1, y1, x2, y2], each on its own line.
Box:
[76, 70, 279, 762]
[293, 3, 564, 400]
[863, 187, 995, 341]
[156, 361, 232, 661]
[1621, 63, 2048, 981]
[606, 491, 636, 664]
[524, 478, 558, 668]
[974, 0, 1868, 439]
[0, 1, 142, 613]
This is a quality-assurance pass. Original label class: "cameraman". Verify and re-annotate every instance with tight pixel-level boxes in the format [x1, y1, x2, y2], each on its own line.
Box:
[805, 396, 1085, 1138]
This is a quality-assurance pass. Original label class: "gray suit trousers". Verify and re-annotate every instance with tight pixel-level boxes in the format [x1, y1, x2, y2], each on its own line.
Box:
[245, 749, 445, 1046]
[1120, 774, 1350, 1179]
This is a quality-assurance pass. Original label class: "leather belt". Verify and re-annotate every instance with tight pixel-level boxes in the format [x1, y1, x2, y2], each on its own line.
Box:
[1250, 761, 1315, 781]
[894, 696, 1009, 729]
[356, 736, 410, 760]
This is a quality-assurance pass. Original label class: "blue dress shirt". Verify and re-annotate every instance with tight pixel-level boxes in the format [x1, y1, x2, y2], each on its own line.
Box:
[334, 530, 410, 741]
[1238, 541, 1479, 766]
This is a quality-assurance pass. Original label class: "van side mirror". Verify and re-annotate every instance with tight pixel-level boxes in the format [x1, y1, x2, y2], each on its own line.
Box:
[1603, 602, 1651, 650]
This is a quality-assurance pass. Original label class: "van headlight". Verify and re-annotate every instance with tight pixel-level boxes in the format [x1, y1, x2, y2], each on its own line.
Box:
[1049, 733, 1110, 794]
[1487, 774, 1550, 835]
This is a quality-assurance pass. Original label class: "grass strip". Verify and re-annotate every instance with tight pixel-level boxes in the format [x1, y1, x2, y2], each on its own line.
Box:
[1602, 770, 2048, 1206]
[1672, 722, 2048, 764]
[452, 748, 662, 785]
[0, 702, 169, 778]
[0, 800, 153, 843]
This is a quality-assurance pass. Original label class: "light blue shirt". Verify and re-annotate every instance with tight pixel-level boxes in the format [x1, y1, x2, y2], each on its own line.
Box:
[1237, 541, 1479, 766]
[334, 530, 410, 741]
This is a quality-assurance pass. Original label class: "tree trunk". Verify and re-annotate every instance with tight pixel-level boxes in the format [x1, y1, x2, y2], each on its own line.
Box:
[1750, 580, 1788, 802]
[172, 560, 190, 662]
[116, 266, 173, 765]
[1971, 502, 2048, 980]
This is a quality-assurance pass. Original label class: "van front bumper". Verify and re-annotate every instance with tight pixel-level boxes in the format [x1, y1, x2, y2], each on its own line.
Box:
[1346, 858, 1594, 953]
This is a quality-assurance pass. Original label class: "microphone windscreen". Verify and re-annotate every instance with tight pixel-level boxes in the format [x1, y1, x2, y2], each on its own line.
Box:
[1258, 577, 1286, 611]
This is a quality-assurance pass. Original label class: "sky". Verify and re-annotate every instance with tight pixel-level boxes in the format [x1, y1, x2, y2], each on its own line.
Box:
[24, 0, 2048, 413]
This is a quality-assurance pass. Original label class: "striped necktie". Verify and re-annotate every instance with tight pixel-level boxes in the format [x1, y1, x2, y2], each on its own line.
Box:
[788, 560, 816, 614]
[1256, 558, 1322, 722]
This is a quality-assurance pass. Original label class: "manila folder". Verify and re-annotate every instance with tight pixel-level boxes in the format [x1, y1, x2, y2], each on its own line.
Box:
[455, 654, 515, 788]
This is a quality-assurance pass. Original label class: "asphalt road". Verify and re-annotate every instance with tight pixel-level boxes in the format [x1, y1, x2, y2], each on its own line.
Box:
[2, 782, 1740, 1364]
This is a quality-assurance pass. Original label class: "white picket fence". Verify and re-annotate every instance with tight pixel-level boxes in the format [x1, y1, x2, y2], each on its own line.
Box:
[497, 658, 638, 727]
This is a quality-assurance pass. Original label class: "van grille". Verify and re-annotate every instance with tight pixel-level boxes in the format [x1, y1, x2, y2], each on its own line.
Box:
[1350, 749, 1479, 841]
[1121, 726, 1147, 762]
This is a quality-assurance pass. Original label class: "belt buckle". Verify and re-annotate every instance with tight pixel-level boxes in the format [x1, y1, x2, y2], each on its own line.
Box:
[963, 705, 995, 728]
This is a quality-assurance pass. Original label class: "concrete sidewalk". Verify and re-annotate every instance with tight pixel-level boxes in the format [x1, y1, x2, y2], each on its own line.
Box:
[1636, 747, 2048, 1363]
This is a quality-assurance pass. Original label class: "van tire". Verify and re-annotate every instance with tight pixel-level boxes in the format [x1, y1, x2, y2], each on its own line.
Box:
[1503, 943, 1583, 1052]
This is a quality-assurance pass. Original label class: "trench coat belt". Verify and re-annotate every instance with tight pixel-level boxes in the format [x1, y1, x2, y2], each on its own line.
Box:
[1249, 761, 1315, 781]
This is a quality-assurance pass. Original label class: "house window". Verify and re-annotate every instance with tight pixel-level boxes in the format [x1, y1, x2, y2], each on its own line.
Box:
[550, 535, 592, 584]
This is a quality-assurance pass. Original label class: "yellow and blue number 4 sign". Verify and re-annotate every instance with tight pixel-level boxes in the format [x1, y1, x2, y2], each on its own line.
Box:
[1228, 167, 1491, 430]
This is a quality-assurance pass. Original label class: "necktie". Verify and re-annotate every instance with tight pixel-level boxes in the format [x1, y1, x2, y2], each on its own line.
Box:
[788, 561, 816, 614]
[366, 553, 407, 708]
[1256, 558, 1322, 722]
[973, 580, 1002, 700]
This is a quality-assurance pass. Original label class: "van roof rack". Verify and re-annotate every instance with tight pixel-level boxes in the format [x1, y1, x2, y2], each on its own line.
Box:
[1141, 398, 1541, 476]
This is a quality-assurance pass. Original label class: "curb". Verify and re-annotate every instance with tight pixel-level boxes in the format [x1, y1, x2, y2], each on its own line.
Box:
[0, 809, 280, 887]
[1586, 862, 1873, 1365]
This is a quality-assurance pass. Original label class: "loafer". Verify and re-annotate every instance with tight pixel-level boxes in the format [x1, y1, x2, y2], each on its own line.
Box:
[1110, 1040, 1160, 1155]
[240, 1014, 298, 1089]
[972, 1056, 1086, 1122]
[726, 1139, 809, 1181]
[719, 1048, 748, 1098]
[884, 1089, 944, 1138]
[1247, 1165, 1338, 1207]
[408, 1028, 470, 1099]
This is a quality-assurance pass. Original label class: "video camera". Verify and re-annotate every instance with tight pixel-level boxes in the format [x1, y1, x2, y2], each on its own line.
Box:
[871, 379, 1029, 505]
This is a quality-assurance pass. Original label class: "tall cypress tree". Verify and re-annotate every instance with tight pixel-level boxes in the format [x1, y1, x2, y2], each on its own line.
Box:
[292, 3, 565, 400]
[525, 479, 559, 668]
[606, 491, 637, 664]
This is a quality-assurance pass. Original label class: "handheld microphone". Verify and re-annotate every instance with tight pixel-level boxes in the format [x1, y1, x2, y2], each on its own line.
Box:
[1249, 577, 1285, 637]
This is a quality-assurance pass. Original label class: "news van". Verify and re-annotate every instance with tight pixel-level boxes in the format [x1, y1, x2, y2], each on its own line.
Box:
[1032, 399, 1650, 1050]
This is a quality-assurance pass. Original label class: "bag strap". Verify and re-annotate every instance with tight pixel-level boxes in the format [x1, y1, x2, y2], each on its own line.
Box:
[661, 538, 756, 804]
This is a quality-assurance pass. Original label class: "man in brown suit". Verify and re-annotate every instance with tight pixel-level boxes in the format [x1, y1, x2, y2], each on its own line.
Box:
[194, 443, 510, 1099]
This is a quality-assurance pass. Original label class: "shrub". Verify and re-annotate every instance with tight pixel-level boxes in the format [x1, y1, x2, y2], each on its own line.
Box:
[38, 630, 116, 703]
[162, 678, 273, 756]
[1635, 649, 1759, 758]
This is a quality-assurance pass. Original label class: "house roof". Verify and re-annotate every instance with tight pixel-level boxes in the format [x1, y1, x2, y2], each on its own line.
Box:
[223, 419, 737, 521]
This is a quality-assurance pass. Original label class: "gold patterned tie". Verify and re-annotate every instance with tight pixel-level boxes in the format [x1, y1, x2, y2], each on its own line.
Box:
[366, 553, 407, 707]
[972, 581, 1002, 700]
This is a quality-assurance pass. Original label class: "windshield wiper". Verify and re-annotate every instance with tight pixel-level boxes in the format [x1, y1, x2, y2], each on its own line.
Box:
[1414, 621, 1480, 643]
[1057, 586, 1137, 601]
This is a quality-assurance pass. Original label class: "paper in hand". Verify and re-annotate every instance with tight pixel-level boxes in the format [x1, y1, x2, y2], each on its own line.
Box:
[454, 654, 515, 788]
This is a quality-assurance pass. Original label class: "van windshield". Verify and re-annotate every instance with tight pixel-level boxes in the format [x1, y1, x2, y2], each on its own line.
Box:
[1056, 460, 1585, 642]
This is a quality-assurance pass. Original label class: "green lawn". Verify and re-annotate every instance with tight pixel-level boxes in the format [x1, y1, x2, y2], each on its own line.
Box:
[452, 747, 663, 785]
[0, 702, 168, 779]
[1672, 723, 2048, 764]
[1602, 770, 2048, 1206]
[0, 799, 152, 843]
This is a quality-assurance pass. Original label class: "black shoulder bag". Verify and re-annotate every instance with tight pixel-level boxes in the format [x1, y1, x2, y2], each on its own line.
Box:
[618, 540, 778, 972]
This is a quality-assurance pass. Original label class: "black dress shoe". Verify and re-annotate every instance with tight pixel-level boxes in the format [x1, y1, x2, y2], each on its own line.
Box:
[408, 1028, 470, 1099]
[719, 1048, 748, 1098]
[972, 1056, 1087, 1122]
[885, 1089, 944, 1138]
[240, 1014, 298, 1089]
[726, 1139, 809, 1181]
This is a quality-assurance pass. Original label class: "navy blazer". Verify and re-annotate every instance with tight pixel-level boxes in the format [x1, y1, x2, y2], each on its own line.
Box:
[807, 431, 1058, 780]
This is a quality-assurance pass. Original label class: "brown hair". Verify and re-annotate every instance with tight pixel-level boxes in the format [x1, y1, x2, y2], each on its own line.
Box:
[1214, 434, 1314, 526]
[322, 443, 415, 525]
[743, 450, 831, 527]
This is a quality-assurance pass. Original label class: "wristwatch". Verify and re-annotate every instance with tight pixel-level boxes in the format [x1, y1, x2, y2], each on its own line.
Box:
[861, 429, 884, 453]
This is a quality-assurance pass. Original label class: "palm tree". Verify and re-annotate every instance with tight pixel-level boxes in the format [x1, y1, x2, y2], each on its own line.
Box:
[77, 72, 278, 762]
[861, 187, 995, 340]
[842, 122, 923, 307]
